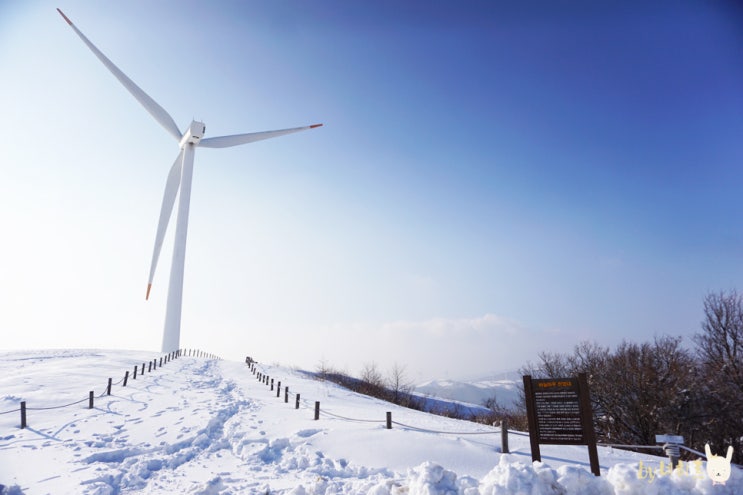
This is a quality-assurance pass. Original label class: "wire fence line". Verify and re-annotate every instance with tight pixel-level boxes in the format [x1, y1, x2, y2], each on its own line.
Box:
[2, 348, 220, 429]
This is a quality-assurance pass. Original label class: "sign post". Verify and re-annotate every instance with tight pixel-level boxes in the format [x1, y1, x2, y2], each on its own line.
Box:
[523, 373, 600, 476]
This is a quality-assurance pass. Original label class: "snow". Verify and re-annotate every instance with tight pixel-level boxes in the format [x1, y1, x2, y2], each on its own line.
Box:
[415, 374, 521, 410]
[0, 350, 740, 494]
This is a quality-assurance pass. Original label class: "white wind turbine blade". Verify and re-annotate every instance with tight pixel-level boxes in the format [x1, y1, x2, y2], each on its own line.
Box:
[199, 124, 323, 149]
[146, 151, 184, 300]
[57, 9, 183, 142]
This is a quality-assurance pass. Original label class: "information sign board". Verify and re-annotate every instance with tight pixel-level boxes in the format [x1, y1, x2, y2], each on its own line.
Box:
[523, 373, 600, 476]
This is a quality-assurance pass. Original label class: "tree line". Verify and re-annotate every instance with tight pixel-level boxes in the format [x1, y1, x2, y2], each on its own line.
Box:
[312, 291, 743, 464]
[519, 290, 743, 463]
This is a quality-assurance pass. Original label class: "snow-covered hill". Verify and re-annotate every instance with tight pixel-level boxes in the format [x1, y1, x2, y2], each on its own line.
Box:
[415, 372, 522, 410]
[0, 350, 740, 494]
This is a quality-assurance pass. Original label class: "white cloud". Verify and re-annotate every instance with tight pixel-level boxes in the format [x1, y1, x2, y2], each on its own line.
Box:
[250, 314, 574, 383]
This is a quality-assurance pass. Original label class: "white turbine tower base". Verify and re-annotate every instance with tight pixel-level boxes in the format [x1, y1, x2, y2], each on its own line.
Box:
[57, 9, 323, 353]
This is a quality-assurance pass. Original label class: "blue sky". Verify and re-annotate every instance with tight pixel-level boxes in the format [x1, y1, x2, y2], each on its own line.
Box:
[1, 1, 741, 381]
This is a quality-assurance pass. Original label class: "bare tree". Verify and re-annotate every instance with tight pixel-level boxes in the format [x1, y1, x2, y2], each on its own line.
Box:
[359, 362, 385, 396]
[693, 290, 743, 463]
[594, 337, 695, 445]
[387, 362, 414, 406]
[315, 357, 333, 380]
[520, 338, 695, 446]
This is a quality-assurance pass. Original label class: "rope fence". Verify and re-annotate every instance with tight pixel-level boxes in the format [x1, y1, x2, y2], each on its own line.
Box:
[248, 361, 511, 451]
[2, 348, 220, 429]
[247, 360, 717, 465]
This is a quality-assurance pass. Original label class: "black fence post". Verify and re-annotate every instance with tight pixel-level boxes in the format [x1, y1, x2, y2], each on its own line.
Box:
[285, 387, 289, 403]
[123, 370, 129, 387]
[133, 365, 137, 380]
[20, 401, 27, 429]
[89, 391, 94, 409]
[501, 419, 509, 453]
[160, 357, 163, 367]
[314, 401, 320, 420]
[386, 411, 392, 429]
[296, 393, 300, 409]
[270, 378, 274, 391]
[148, 361, 152, 373]
[107, 378, 112, 396]
[141, 363, 145, 376]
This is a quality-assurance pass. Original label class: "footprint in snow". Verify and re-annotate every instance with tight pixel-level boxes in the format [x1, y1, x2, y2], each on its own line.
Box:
[295, 429, 323, 438]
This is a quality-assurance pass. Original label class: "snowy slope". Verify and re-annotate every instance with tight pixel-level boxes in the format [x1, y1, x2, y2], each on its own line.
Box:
[0, 350, 740, 494]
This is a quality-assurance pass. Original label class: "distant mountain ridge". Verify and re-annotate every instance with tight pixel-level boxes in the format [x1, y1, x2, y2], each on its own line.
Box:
[415, 372, 521, 409]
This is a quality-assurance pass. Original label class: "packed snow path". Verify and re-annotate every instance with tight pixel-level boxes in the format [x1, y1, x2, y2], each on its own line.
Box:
[1, 350, 741, 494]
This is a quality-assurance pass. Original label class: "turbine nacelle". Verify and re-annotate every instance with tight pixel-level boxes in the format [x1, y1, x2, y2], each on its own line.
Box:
[179, 120, 206, 148]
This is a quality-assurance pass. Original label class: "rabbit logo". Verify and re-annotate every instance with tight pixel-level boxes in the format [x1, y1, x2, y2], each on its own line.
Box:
[705, 443, 733, 485]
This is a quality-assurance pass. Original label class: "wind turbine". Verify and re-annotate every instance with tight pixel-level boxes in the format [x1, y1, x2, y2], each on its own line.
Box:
[57, 9, 322, 353]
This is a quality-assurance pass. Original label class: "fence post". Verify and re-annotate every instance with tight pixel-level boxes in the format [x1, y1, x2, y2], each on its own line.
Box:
[285, 387, 289, 403]
[89, 391, 94, 409]
[501, 419, 509, 453]
[123, 370, 129, 387]
[271, 378, 274, 391]
[160, 357, 163, 367]
[386, 411, 392, 429]
[148, 361, 152, 373]
[296, 393, 300, 409]
[20, 401, 27, 429]
[141, 363, 145, 376]
[314, 401, 320, 420]
[277, 382, 281, 398]
[133, 365, 137, 380]
[107, 378, 112, 396]
[153, 359, 157, 370]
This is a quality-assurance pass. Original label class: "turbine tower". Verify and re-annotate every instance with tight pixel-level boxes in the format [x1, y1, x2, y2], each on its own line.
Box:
[57, 9, 322, 352]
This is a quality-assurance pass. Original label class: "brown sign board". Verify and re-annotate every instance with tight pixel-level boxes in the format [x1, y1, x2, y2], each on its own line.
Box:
[523, 373, 600, 476]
